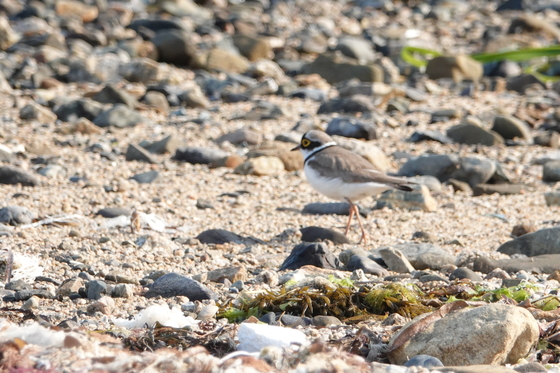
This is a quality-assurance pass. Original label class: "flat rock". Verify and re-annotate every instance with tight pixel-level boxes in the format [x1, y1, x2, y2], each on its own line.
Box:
[174, 147, 228, 165]
[130, 170, 159, 184]
[425, 55, 483, 83]
[125, 144, 157, 164]
[372, 243, 456, 270]
[217, 128, 262, 146]
[473, 254, 560, 274]
[0, 206, 35, 225]
[398, 154, 460, 181]
[450, 157, 496, 187]
[206, 266, 247, 283]
[407, 175, 442, 193]
[543, 160, 560, 182]
[447, 123, 504, 146]
[0, 166, 39, 186]
[378, 247, 415, 273]
[376, 184, 437, 212]
[326, 117, 376, 140]
[435, 366, 519, 373]
[404, 355, 443, 368]
[144, 273, 217, 300]
[388, 304, 538, 365]
[196, 229, 244, 244]
[299, 226, 350, 245]
[491, 115, 532, 142]
[96, 207, 131, 218]
[234, 156, 285, 176]
[472, 184, 525, 196]
[408, 130, 452, 144]
[142, 135, 182, 155]
[498, 227, 560, 256]
[279, 242, 340, 271]
[317, 95, 375, 113]
[152, 30, 197, 66]
[304, 52, 383, 84]
[93, 84, 137, 108]
[94, 105, 149, 128]
[449, 267, 483, 281]
[346, 255, 388, 277]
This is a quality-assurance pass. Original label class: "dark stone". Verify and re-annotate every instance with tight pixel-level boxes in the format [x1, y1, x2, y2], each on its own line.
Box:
[0, 166, 39, 186]
[85, 280, 107, 300]
[398, 154, 460, 181]
[302, 202, 369, 217]
[404, 355, 444, 368]
[543, 161, 560, 182]
[196, 229, 244, 244]
[174, 147, 228, 165]
[93, 84, 137, 108]
[290, 88, 327, 102]
[346, 255, 388, 277]
[374, 243, 456, 270]
[94, 105, 149, 128]
[408, 130, 452, 144]
[0, 206, 35, 225]
[326, 117, 377, 140]
[449, 157, 496, 187]
[280, 314, 312, 327]
[279, 242, 340, 271]
[498, 227, 560, 257]
[5, 279, 31, 291]
[473, 254, 560, 274]
[259, 312, 277, 325]
[144, 272, 217, 300]
[472, 184, 525, 196]
[300, 226, 350, 245]
[152, 30, 197, 66]
[446, 123, 504, 146]
[125, 144, 157, 163]
[130, 170, 159, 184]
[128, 19, 183, 33]
[96, 207, 132, 218]
[449, 267, 483, 282]
[312, 315, 342, 326]
[53, 99, 104, 121]
[15, 289, 55, 300]
[317, 95, 375, 114]
[195, 198, 214, 210]
[57, 319, 81, 329]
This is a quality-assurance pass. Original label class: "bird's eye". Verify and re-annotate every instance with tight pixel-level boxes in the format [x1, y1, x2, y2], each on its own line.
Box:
[302, 139, 311, 147]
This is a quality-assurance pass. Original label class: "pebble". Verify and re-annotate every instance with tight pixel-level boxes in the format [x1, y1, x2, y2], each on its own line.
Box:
[144, 272, 217, 300]
[279, 242, 340, 271]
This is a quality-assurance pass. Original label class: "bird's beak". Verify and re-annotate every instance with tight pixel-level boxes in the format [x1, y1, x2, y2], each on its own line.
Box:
[291, 145, 301, 151]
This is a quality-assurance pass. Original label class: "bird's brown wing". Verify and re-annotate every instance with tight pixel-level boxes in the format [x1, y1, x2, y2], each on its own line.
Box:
[307, 147, 413, 190]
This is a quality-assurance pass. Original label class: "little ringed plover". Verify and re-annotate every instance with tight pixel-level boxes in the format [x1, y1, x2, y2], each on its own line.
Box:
[292, 130, 413, 243]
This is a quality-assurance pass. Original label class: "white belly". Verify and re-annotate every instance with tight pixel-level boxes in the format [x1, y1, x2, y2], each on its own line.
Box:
[304, 165, 391, 202]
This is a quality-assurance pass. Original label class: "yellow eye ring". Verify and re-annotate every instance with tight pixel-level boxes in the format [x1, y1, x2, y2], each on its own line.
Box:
[302, 139, 311, 147]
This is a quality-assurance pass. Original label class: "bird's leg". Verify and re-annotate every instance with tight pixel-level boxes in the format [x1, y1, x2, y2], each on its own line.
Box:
[345, 202, 355, 236]
[354, 204, 369, 244]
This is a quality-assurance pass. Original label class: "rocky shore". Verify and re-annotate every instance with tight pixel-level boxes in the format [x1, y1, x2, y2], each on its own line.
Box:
[2, 0, 560, 372]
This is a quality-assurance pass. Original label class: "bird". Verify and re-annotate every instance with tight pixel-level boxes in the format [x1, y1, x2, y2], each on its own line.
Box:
[292, 130, 414, 243]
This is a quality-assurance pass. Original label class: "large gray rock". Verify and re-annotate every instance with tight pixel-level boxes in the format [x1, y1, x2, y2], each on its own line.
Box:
[446, 123, 504, 146]
[450, 157, 497, 187]
[388, 304, 538, 365]
[543, 161, 560, 182]
[497, 227, 560, 256]
[0, 166, 39, 186]
[473, 254, 560, 274]
[144, 272, 217, 300]
[376, 184, 437, 212]
[0, 206, 35, 225]
[491, 115, 532, 142]
[372, 243, 455, 270]
[94, 105, 149, 128]
[378, 247, 415, 273]
[279, 242, 340, 271]
[398, 154, 460, 181]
